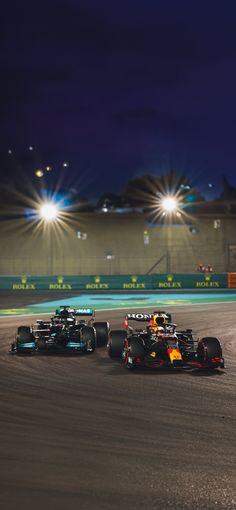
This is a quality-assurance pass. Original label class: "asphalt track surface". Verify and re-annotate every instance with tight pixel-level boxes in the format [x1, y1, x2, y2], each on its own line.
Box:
[0, 293, 236, 510]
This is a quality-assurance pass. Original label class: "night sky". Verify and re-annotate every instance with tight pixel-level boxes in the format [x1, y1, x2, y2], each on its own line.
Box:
[1, 0, 236, 200]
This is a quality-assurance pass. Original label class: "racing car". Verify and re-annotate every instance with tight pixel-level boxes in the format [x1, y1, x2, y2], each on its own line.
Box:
[11, 306, 109, 354]
[108, 312, 224, 370]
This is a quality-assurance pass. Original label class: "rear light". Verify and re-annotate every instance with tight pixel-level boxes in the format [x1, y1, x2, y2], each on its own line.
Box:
[134, 357, 142, 364]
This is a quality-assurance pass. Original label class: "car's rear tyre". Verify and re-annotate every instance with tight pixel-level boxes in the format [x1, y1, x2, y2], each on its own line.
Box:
[197, 337, 222, 365]
[81, 326, 96, 352]
[108, 330, 127, 358]
[93, 321, 109, 347]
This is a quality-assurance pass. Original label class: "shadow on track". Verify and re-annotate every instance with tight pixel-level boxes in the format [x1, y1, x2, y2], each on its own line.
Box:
[94, 350, 226, 377]
[189, 368, 225, 377]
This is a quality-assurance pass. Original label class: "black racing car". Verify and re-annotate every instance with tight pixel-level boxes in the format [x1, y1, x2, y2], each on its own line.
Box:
[108, 312, 224, 370]
[11, 306, 109, 354]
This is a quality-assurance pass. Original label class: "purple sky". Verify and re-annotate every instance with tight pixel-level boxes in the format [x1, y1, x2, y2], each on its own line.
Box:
[1, 0, 236, 199]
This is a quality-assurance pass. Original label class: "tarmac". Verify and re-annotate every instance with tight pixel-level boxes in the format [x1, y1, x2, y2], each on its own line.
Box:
[0, 292, 235, 509]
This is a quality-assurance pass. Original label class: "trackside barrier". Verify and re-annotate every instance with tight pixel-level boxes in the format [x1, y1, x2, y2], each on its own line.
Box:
[0, 273, 231, 290]
[228, 272, 236, 288]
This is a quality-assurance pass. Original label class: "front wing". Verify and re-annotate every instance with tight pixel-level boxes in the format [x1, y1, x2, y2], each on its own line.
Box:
[11, 338, 88, 354]
[124, 351, 224, 369]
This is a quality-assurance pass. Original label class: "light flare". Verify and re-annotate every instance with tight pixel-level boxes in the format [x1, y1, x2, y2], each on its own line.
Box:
[40, 203, 59, 221]
[161, 196, 178, 212]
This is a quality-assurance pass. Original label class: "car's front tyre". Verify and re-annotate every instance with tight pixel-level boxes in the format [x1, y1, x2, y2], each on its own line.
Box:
[81, 326, 96, 353]
[197, 337, 223, 368]
[124, 337, 145, 368]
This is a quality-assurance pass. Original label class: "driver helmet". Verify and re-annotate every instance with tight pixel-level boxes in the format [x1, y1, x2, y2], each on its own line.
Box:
[148, 314, 165, 326]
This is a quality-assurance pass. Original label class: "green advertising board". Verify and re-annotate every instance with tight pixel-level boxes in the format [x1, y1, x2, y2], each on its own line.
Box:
[152, 273, 227, 289]
[0, 273, 229, 290]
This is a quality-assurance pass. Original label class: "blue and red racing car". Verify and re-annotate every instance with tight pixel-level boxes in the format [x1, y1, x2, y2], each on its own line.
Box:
[107, 311, 224, 370]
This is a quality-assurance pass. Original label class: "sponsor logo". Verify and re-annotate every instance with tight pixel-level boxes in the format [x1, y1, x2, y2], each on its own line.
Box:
[49, 276, 72, 289]
[49, 284, 72, 289]
[195, 281, 219, 288]
[157, 275, 182, 288]
[123, 283, 146, 289]
[196, 273, 220, 287]
[85, 283, 109, 289]
[12, 277, 36, 290]
[76, 308, 93, 314]
[123, 275, 146, 289]
[127, 313, 152, 320]
[86, 277, 109, 289]
[12, 284, 36, 289]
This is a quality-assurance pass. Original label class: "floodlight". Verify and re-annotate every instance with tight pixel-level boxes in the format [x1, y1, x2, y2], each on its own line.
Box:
[161, 196, 178, 212]
[40, 202, 58, 221]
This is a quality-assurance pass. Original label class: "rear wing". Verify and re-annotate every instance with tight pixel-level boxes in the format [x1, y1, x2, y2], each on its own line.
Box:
[125, 313, 154, 322]
[124, 312, 174, 330]
[125, 312, 171, 321]
[55, 306, 94, 317]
